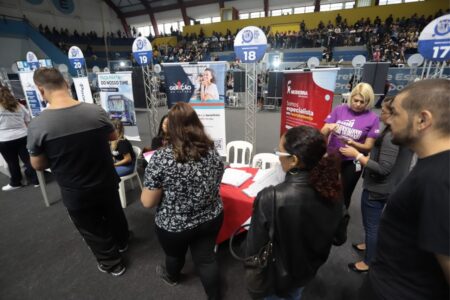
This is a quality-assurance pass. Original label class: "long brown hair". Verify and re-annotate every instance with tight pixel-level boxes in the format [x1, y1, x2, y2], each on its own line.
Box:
[167, 102, 214, 162]
[284, 126, 341, 202]
[0, 87, 19, 112]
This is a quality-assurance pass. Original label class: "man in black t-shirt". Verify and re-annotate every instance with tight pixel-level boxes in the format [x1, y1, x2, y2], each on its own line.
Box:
[360, 79, 449, 299]
[27, 68, 130, 277]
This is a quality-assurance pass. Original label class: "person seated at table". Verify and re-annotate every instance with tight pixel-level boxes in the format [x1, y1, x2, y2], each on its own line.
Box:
[141, 102, 224, 299]
[110, 119, 135, 177]
[244, 125, 344, 300]
[142, 114, 168, 153]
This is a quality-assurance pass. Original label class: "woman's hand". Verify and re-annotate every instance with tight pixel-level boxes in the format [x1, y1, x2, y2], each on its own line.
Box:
[339, 145, 359, 158]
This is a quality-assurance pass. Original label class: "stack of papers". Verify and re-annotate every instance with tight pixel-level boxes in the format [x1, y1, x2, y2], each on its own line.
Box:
[221, 168, 253, 187]
[143, 150, 156, 163]
[243, 164, 285, 197]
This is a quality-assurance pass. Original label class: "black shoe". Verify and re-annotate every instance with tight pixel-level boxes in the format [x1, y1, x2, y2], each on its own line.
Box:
[348, 262, 369, 274]
[98, 263, 126, 277]
[156, 264, 178, 286]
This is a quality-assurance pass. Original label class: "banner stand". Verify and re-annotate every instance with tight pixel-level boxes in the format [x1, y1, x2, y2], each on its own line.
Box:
[234, 26, 268, 152]
[68, 46, 93, 103]
[244, 63, 257, 150]
[142, 64, 159, 138]
[132, 36, 158, 139]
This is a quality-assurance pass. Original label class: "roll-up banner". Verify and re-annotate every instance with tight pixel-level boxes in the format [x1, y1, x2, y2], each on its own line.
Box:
[97, 72, 140, 141]
[73, 77, 93, 103]
[280, 69, 338, 135]
[162, 62, 227, 156]
[18, 71, 46, 117]
[68, 46, 93, 102]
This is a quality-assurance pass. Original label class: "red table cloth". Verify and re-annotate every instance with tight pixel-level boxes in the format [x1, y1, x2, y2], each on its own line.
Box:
[216, 167, 258, 244]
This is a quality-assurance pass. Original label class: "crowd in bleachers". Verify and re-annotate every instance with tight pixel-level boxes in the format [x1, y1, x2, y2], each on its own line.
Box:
[37, 9, 448, 66]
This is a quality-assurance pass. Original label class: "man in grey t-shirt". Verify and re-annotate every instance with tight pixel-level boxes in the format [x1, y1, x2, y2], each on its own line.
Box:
[27, 68, 129, 276]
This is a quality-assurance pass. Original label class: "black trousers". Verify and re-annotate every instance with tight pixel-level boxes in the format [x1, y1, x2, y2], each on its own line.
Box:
[341, 160, 362, 209]
[156, 212, 224, 300]
[0, 136, 38, 186]
[67, 189, 129, 270]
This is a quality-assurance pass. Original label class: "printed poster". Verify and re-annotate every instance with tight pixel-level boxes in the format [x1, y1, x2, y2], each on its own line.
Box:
[162, 62, 227, 156]
[280, 69, 338, 135]
[18, 71, 46, 117]
[97, 72, 140, 141]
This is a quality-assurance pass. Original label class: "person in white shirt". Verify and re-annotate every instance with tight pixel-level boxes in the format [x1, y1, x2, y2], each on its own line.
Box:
[0, 87, 38, 191]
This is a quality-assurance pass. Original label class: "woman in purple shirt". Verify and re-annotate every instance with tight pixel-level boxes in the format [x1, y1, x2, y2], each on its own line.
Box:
[321, 83, 379, 209]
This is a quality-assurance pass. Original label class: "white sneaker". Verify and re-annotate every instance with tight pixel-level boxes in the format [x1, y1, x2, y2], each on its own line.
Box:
[2, 184, 23, 191]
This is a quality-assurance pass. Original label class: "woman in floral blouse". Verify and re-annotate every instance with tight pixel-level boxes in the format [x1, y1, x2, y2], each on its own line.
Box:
[141, 102, 224, 300]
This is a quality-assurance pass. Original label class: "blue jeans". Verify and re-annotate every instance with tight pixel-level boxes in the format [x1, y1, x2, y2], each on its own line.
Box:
[115, 164, 134, 177]
[361, 189, 387, 265]
[264, 287, 304, 300]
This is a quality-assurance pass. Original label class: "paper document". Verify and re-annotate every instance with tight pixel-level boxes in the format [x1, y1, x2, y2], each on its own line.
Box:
[243, 164, 285, 197]
[221, 168, 253, 187]
[143, 151, 156, 163]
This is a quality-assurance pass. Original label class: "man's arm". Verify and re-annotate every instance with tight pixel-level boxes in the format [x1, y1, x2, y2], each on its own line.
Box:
[30, 154, 49, 171]
[436, 254, 450, 285]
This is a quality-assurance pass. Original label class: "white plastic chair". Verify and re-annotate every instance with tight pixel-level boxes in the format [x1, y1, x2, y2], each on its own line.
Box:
[226, 141, 253, 168]
[118, 146, 143, 208]
[252, 153, 280, 170]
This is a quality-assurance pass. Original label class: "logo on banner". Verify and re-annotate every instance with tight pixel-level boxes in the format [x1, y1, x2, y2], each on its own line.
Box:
[27, 52, 37, 62]
[434, 18, 450, 36]
[169, 80, 192, 92]
[242, 30, 253, 43]
[286, 80, 308, 97]
[70, 47, 79, 57]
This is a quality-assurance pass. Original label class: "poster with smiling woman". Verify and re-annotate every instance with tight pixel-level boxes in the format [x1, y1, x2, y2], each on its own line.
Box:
[162, 62, 227, 155]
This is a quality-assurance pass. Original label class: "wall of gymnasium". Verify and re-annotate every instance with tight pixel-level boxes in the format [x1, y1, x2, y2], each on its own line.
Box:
[0, 0, 124, 36]
[0, 37, 45, 69]
[182, 0, 448, 36]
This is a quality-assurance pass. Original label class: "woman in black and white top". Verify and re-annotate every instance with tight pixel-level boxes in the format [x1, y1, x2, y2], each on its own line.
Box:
[141, 102, 224, 300]
[0, 87, 38, 191]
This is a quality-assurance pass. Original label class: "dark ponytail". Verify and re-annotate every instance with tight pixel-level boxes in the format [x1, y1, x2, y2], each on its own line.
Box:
[309, 154, 341, 202]
[284, 126, 341, 202]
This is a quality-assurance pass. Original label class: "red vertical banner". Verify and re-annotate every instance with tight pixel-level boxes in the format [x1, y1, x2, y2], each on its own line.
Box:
[280, 69, 338, 135]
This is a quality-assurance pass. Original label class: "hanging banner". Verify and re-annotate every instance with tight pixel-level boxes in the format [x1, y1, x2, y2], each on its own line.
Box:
[162, 62, 227, 156]
[418, 14, 450, 61]
[97, 72, 140, 141]
[280, 69, 338, 135]
[73, 77, 93, 103]
[68, 46, 85, 70]
[18, 71, 46, 117]
[234, 26, 267, 63]
[26, 51, 40, 70]
[132, 37, 153, 66]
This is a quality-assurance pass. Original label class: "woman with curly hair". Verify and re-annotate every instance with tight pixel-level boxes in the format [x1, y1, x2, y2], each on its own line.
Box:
[244, 125, 344, 300]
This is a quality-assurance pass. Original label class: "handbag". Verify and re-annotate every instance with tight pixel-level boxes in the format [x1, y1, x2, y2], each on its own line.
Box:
[229, 188, 277, 299]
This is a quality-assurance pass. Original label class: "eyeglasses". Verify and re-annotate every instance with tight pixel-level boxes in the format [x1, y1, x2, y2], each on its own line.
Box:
[274, 148, 292, 157]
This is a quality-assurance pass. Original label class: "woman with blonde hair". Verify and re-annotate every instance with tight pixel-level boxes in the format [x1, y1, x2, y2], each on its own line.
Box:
[141, 102, 224, 299]
[320, 83, 379, 245]
[110, 119, 135, 176]
[0, 87, 38, 190]
[321, 82, 379, 210]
